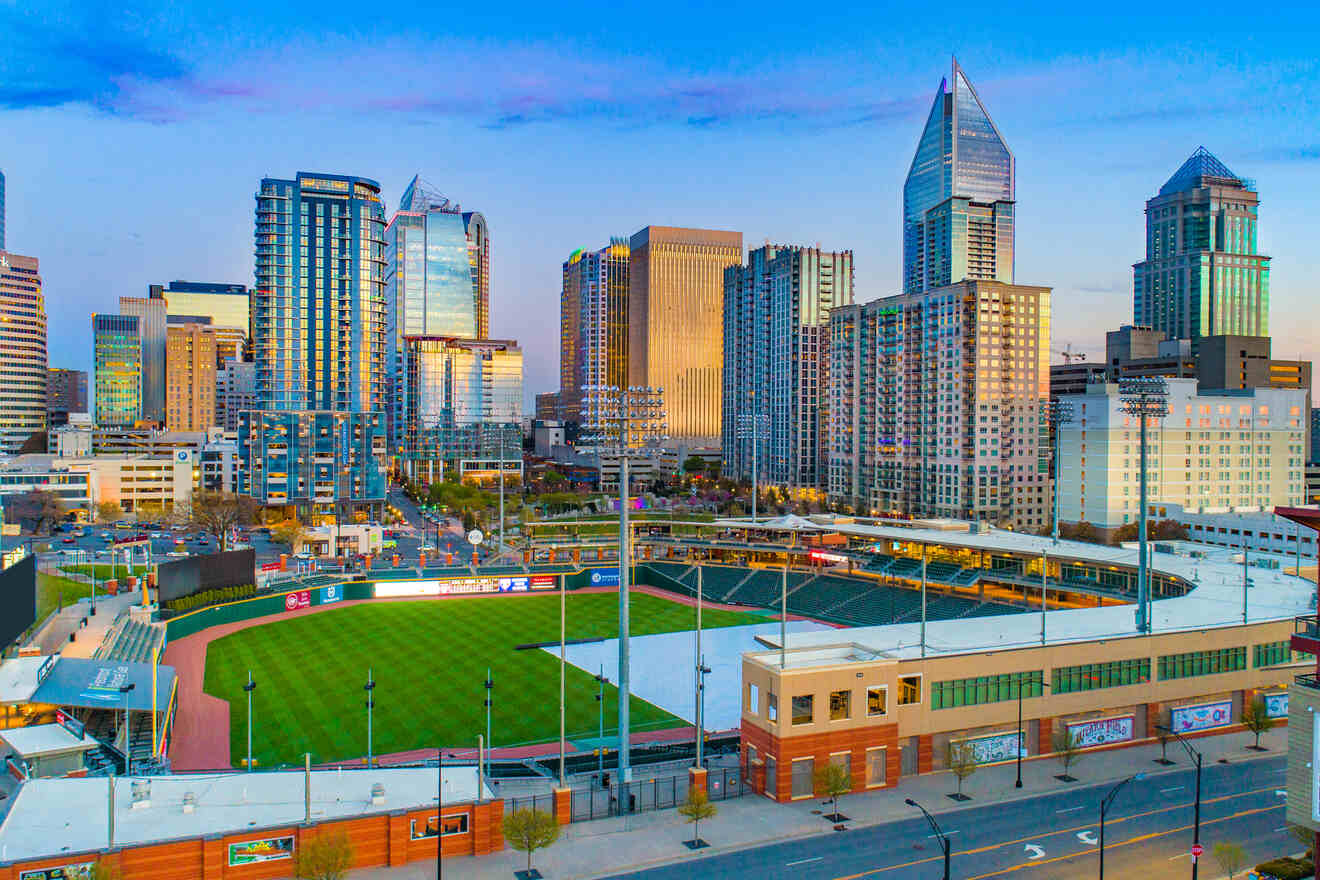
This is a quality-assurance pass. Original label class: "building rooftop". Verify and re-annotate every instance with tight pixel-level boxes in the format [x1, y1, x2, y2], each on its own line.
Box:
[0, 723, 99, 758]
[0, 767, 489, 862]
[0, 657, 49, 705]
[1159, 146, 1252, 195]
[735, 520, 1316, 667]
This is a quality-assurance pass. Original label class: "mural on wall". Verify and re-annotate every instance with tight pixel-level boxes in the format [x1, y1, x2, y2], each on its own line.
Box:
[1264, 693, 1289, 719]
[954, 731, 1021, 764]
[1171, 700, 1232, 733]
[1067, 715, 1135, 748]
[228, 835, 294, 865]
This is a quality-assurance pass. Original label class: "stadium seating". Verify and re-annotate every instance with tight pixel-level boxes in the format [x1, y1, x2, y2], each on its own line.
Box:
[95, 618, 165, 665]
[682, 565, 751, 603]
[726, 569, 811, 608]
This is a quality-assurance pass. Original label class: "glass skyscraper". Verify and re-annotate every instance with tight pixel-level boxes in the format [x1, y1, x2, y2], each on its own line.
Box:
[119, 290, 167, 424]
[1133, 147, 1269, 341]
[0, 249, 46, 453]
[0, 169, 6, 251]
[92, 313, 142, 427]
[384, 175, 490, 453]
[902, 59, 1014, 294]
[559, 238, 630, 424]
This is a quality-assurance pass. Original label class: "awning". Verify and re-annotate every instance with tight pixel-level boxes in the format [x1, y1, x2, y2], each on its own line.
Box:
[29, 657, 175, 713]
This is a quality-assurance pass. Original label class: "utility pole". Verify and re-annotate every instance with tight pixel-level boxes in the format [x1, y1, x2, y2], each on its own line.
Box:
[920, 544, 927, 658]
[1118, 378, 1169, 633]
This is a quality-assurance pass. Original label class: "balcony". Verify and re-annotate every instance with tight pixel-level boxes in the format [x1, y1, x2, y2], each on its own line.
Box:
[1292, 615, 1320, 657]
[1297, 672, 1320, 691]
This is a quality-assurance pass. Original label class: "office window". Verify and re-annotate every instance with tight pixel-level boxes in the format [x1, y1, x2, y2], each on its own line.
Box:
[1052, 659, 1151, 694]
[867, 686, 888, 717]
[1157, 647, 1246, 681]
[767, 692, 777, 722]
[791, 694, 814, 726]
[829, 690, 851, 721]
[791, 757, 814, 798]
[1254, 641, 1291, 667]
[898, 675, 922, 705]
[930, 670, 1044, 710]
[747, 682, 759, 715]
[410, 813, 469, 839]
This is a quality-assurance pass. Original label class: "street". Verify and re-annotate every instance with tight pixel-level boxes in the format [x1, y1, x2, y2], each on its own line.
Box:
[604, 756, 1291, 880]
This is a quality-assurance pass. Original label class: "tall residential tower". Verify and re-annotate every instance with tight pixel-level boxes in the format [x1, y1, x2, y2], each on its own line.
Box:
[903, 60, 1014, 294]
[560, 239, 629, 424]
[0, 250, 46, 452]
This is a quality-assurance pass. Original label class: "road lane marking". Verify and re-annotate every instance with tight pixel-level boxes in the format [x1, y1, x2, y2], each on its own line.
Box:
[928, 830, 960, 839]
[787, 857, 824, 866]
[1056, 806, 1084, 814]
[1160, 786, 1184, 793]
[1076, 831, 1097, 845]
[1024, 845, 1044, 859]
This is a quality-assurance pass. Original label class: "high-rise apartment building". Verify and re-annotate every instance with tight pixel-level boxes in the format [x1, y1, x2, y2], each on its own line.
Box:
[1133, 147, 1269, 341]
[0, 250, 47, 453]
[216, 358, 255, 433]
[628, 226, 742, 443]
[155, 280, 250, 359]
[383, 176, 490, 453]
[829, 280, 1051, 530]
[165, 322, 217, 431]
[903, 60, 1014, 295]
[403, 336, 523, 482]
[92, 313, 142, 427]
[0, 170, 6, 251]
[119, 290, 167, 425]
[1056, 379, 1305, 528]
[722, 245, 853, 493]
[560, 239, 629, 424]
[47, 369, 87, 427]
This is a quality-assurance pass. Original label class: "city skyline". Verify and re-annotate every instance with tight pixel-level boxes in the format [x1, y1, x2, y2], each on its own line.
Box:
[4, 2, 1319, 405]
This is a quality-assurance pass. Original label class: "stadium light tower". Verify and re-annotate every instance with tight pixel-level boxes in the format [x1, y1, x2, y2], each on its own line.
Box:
[1118, 377, 1169, 633]
[581, 384, 666, 812]
[735, 391, 769, 522]
[1047, 399, 1074, 544]
[243, 671, 257, 772]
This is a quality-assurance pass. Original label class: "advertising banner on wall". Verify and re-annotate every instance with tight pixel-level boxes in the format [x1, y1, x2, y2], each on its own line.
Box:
[497, 576, 530, 592]
[1066, 715, 1135, 748]
[954, 731, 1021, 765]
[283, 590, 311, 611]
[19, 862, 96, 880]
[588, 568, 621, 587]
[530, 575, 556, 589]
[1264, 693, 1289, 719]
[228, 835, 294, 865]
[1171, 700, 1232, 733]
[319, 584, 342, 604]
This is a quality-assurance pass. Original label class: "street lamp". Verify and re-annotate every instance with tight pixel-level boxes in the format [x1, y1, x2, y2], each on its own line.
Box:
[243, 671, 257, 772]
[364, 669, 376, 768]
[1047, 400, 1074, 544]
[905, 798, 950, 880]
[1099, 772, 1145, 879]
[1014, 675, 1049, 789]
[1157, 725, 1203, 879]
[1118, 377, 1169, 633]
[118, 683, 136, 777]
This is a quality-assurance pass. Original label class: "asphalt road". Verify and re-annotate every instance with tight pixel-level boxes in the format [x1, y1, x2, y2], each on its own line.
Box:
[606, 756, 1291, 880]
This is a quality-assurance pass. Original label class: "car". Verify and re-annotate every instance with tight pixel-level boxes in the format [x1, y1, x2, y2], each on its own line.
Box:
[382, 539, 397, 549]
[150, 532, 165, 539]
[100, 532, 112, 540]
[198, 537, 209, 545]
[61, 537, 76, 544]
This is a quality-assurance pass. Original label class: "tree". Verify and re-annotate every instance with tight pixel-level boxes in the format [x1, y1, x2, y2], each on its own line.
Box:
[180, 491, 257, 551]
[96, 501, 122, 524]
[1052, 727, 1084, 781]
[1242, 696, 1275, 750]
[814, 761, 853, 821]
[293, 829, 353, 880]
[543, 469, 566, 488]
[271, 518, 308, 553]
[677, 785, 718, 846]
[9, 489, 67, 534]
[1213, 841, 1246, 879]
[502, 807, 560, 875]
[682, 455, 705, 476]
[1059, 521, 1100, 543]
[947, 741, 977, 799]
[86, 862, 121, 880]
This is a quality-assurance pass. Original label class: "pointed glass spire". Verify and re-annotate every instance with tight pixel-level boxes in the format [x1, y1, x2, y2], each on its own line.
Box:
[1158, 147, 1249, 195]
[951, 63, 1013, 204]
[398, 174, 456, 213]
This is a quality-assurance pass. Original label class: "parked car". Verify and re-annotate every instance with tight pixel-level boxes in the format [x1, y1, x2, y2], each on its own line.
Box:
[61, 537, 76, 544]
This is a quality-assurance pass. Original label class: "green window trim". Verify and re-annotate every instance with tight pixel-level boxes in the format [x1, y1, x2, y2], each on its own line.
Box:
[1157, 647, 1246, 681]
[930, 670, 1043, 710]
[1051, 658, 1151, 694]
[1254, 641, 1312, 667]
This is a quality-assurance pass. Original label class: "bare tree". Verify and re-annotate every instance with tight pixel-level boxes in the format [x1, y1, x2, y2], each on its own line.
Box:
[947, 741, 977, 799]
[180, 490, 257, 551]
[9, 490, 67, 534]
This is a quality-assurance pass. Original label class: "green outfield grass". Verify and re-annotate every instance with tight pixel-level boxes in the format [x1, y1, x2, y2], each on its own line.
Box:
[202, 591, 756, 768]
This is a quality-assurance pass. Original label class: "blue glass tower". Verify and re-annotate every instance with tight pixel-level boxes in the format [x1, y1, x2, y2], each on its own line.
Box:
[903, 59, 1015, 294]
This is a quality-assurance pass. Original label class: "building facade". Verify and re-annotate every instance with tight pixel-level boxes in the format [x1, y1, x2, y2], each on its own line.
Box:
[560, 239, 630, 425]
[238, 410, 386, 516]
[628, 226, 742, 444]
[403, 337, 522, 483]
[903, 60, 1014, 295]
[384, 176, 490, 453]
[0, 169, 5, 250]
[165, 322, 217, 431]
[722, 245, 853, 493]
[828, 281, 1051, 530]
[0, 250, 47, 453]
[215, 357, 255, 432]
[155, 280, 250, 358]
[92, 313, 142, 428]
[1133, 147, 1269, 341]
[46, 369, 87, 427]
[1056, 379, 1306, 529]
[118, 290, 167, 424]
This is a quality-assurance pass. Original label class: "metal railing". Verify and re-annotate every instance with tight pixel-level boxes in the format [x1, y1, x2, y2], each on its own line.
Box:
[1295, 615, 1320, 640]
[1296, 672, 1320, 690]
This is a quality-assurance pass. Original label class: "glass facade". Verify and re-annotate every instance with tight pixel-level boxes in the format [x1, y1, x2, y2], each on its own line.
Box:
[238, 410, 386, 511]
[0, 249, 46, 452]
[1157, 646, 1246, 681]
[1052, 658, 1150, 693]
[559, 239, 629, 424]
[930, 670, 1042, 709]
[903, 61, 1014, 294]
[119, 292, 167, 424]
[93, 313, 142, 427]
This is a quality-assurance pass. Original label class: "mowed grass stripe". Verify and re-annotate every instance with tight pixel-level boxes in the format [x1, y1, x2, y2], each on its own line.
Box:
[202, 592, 755, 767]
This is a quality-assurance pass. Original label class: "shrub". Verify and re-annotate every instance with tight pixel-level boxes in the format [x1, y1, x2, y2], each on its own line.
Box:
[1255, 857, 1314, 880]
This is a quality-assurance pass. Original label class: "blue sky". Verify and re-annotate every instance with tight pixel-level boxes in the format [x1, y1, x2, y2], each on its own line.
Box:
[3, 0, 1319, 404]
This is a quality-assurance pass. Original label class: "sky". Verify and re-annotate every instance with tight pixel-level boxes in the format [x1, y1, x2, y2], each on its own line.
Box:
[2, 0, 1319, 408]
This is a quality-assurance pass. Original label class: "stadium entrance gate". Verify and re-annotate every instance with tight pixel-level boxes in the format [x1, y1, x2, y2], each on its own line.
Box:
[569, 765, 745, 820]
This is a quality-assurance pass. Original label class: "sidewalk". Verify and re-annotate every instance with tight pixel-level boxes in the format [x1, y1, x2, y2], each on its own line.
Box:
[349, 726, 1287, 880]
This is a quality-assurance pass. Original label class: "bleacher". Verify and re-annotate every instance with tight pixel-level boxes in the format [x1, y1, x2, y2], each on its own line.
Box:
[679, 564, 751, 603]
[726, 569, 812, 608]
[95, 618, 165, 664]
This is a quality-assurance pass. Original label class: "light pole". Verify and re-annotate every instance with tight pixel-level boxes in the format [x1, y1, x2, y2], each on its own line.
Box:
[559, 573, 566, 788]
[118, 683, 135, 776]
[364, 669, 376, 768]
[594, 666, 607, 774]
[736, 403, 768, 522]
[1157, 725, 1203, 879]
[243, 671, 256, 772]
[695, 562, 704, 767]
[483, 668, 493, 783]
[436, 745, 443, 880]
[1014, 676, 1048, 789]
[1099, 772, 1145, 879]
[1118, 378, 1169, 633]
[905, 798, 950, 880]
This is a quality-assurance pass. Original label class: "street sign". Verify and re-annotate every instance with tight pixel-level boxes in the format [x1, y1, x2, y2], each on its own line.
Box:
[468, 529, 484, 546]
[1191, 843, 1203, 858]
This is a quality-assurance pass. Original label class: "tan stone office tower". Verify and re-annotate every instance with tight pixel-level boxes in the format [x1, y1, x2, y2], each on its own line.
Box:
[627, 226, 742, 444]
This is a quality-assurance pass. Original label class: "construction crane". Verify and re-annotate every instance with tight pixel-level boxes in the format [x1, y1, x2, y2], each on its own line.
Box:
[1055, 343, 1087, 364]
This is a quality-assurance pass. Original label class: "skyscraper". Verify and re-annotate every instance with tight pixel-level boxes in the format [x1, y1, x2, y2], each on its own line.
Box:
[560, 239, 629, 424]
[383, 176, 490, 453]
[155, 280, 251, 359]
[47, 368, 88, 427]
[216, 358, 255, 433]
[0, 249, 46, 452]
[165, 322, 217, 431]
[628, 226, 742, 444]
[0, 169, 6, 251]
[1133, 147, 1269, 341]
[119, 290, 167, 424]
[722, 245, 853, 493]
[92, 313, 142, 427]
[903, 59, 1014, 295]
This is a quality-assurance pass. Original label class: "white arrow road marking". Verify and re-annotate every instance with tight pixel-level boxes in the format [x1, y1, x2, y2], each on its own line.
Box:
[1025, 844, 1045, 860]
[1077, 831, 1098, 845]
[1277, 790, 1287, 797]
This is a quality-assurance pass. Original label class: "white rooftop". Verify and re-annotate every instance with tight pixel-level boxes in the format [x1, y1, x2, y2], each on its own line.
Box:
[0, 767, 490, 861]
[0, 657, 46, 705]
[0, 724, 98, 758]
[730, 521, 1317, 666]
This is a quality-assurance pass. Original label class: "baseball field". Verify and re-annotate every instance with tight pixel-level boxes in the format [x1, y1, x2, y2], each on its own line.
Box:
[201, 591, 759, 768]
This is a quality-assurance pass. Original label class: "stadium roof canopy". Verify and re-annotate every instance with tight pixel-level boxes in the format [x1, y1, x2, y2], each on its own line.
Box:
[717, 514, 823, 532]
[29, 657, 176, 712]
